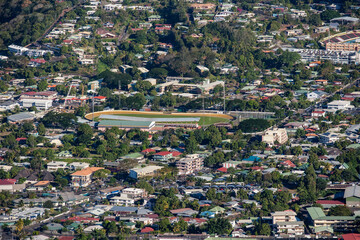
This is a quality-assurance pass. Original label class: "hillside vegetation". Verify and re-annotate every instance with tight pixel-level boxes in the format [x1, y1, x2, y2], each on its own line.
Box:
[0, 0, 76, 49]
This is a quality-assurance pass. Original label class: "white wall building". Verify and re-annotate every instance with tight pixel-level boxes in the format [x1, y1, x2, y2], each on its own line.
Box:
[262, 128, 288, 145]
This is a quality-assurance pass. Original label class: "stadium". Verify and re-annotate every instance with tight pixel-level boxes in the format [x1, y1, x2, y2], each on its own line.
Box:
[84, 110, 233, 132]
[321, 30, 360, 45]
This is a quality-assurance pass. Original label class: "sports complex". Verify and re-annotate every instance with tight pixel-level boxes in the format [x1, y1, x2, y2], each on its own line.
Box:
[85, 110, 233, 132]
[320, 30, 360, 45]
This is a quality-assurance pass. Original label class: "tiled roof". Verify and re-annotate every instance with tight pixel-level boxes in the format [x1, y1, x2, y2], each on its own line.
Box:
[71, 167, 104, 176]
[0, 179, 16, 185]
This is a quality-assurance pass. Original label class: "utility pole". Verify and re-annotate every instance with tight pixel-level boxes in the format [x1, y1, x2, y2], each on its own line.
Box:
[92, 92, 94, 122]
[223, 81, 226, 114]
[118, 80, 121, 109]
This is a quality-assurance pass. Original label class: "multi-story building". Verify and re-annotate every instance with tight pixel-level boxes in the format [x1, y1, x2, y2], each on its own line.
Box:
[262, 128, 288, 145]
[129, 166, 163, 179]
[326, 42, 360, 51]
[176, 154, 204, 175]
[307, 207, 357, 233]
[271, 210, 297, 224]
[327, 100, 354, 111]
[47, 161, 67, 172]
[288, 48, 360, 65]
[71, 167, 104, 187]
[122, 188, 147, 199]
[21, 99, 53, 110]
[275, 221, 305, 236]
[109, 195, 135, 206]
[271, 210, 304, 236]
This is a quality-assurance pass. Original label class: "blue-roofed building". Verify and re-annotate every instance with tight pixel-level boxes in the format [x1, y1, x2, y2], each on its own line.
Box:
[242, 156, 261, 163]
[200, 211, 215, 218]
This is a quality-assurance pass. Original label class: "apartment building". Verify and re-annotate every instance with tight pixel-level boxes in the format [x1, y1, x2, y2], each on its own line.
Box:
[262, 128, 288, 145]
[109, 195, 135, 206]
[129, 166, 163, 179]
[271, 210, 297, 224]
[327, 100, 354, 111]
[176, 154, 204, 175]
[122, 188, 147, 199]
[326, 42, 360, 51]
[71, 167, 104, 187]
[289, 48, 360, 64]
[307, 207, 357, 233]
[275, 221, 305, 236]
[271, 210, 304, 236]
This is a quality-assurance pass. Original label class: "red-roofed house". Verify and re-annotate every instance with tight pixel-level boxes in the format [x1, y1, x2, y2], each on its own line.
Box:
[217, 167, 227, 173]
[280, 160, 296, 168]
[0, 179, 25, 192]
[94, 96, 107, 102]
[142, 148, 156, 154]
[140, 227, 154, 233]
[62, 40, 74, 45]
[311, 111, 326, 118]
[251, 166, 263, 171]
[58, 236, 75, 240]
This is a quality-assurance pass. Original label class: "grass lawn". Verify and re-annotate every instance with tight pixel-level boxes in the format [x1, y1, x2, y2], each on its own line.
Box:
[103, 113, 230, 126]
[97, 60, 109, 74]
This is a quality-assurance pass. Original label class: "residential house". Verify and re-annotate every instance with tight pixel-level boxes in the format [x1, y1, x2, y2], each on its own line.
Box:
[71, 167, 104, 187]
[0, 179, 26, 193]
[47, 161, 67, 172]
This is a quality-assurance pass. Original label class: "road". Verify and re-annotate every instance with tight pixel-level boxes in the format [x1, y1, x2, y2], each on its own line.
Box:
[22, 206, 82, 235]
[25, 1, 84, 48]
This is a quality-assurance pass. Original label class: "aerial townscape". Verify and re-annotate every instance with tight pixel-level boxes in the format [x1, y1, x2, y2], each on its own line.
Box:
[2, 0, 360, 239]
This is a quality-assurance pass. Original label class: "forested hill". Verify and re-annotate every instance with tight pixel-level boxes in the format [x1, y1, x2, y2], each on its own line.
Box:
[0, 0, 77, 50]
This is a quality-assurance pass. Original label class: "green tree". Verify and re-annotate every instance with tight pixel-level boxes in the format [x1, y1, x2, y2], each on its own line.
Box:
[76, 124, 93, 145]
[328, 206, 352, 216]
[37, 79, 48, 91]
[206, 218, 232, 235]
[37, 123, 46, 136]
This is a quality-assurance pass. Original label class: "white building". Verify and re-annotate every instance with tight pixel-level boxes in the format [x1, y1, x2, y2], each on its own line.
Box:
[122, 188, 147, 199]
[110, 195, 135, 206]
[327, 100, 354, 111]
[47, 161, 67, 172]
[129, 166, 163, 179]
[288, 48, 360, 65]
[8, 44, 29, 55]
[68, 162, 90, 171]
[271, 210, 297, 224]
[262, 128, 288, 145]
[103, 4, 123, 11]
[21, 99, 53, 110]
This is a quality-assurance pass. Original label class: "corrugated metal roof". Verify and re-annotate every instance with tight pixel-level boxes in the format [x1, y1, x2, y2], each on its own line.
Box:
[344, 185, 360, 198]
[98, 120, 154, 128]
